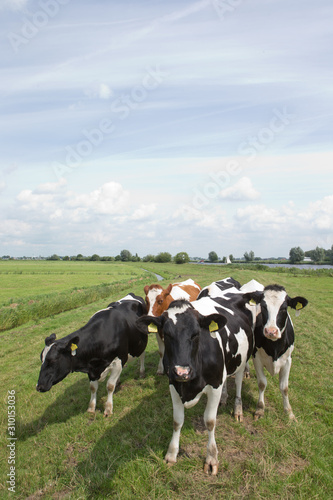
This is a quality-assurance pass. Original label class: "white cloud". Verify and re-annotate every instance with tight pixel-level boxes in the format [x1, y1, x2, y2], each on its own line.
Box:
[16, 190, 55, 211]
[0, 219, 31, 237]
[301, 195, 333, 231]
[34, 178, 67, 194]
[219, 177, 260, 201]
[68, 182, 130, 216]
[235, 204, 286, 232]
[131, 204, 156, 220]
[99, 83, 113, 100]
[233, 195, 333, 248]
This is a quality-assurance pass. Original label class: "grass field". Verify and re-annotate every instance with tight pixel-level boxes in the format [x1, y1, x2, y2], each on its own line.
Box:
[0, 261, 332, 499]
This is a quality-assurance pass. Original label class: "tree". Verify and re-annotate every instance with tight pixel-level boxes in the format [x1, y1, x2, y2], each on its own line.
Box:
[143, 254, 155, 262]
[120, 249, 132, 261]
[48, 254, 60, 260]
[312, 246, 325, 263]
[131, 253, 141, 262]
[208, 251, 218, 263]
[289, 246, 304, 264]
[90, 254, 100, 261]
[244, 251, 255, 262]
[155, 252, 172, 263]
[229, 254, 234, 262]
[174, 252, 190, 264]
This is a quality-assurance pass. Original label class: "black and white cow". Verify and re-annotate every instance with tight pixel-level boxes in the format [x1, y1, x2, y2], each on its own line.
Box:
[198, 277, 264, 383]
[244, 285, 308, 421]
[36, 293, 148, 416]
[136, 291, 255, 475]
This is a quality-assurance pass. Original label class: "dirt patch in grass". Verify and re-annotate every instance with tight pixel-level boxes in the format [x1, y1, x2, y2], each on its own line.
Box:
[64, 443, 90, 468]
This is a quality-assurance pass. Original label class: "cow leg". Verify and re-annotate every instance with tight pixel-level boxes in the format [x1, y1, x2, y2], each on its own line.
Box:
[279, 357, 296, 421]
[234, 369, 244, 422]
[244, 361, 251, 379]
[253, 356, 267, 420]
[139, 351, 145, 378]
[87, 380, 99, 413]
[165, 385, 184, 465]
[104, 358, 123, 417]
[203, 385, 222, 475]
[156, 333, 165, 375]
[220, 379, 228, 406]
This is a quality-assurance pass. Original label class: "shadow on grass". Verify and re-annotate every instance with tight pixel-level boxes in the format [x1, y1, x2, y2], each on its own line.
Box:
[17, 350, 164, 442]
[17, 378, 90, 441]
[74, 367, 258, 497]
[76, 376, 172, 498]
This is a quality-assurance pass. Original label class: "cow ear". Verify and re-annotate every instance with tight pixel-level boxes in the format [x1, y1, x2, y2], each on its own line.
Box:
[199, 314, 227, 338]
[64, 336, 80, 355]
[45, 333, 56, 346]
[144, 285, 150, 295]
[136, 316, 165, 334]
[243, 291, 263, 305]
[287, 296, 308, 310]
[165, 284, 173, 296]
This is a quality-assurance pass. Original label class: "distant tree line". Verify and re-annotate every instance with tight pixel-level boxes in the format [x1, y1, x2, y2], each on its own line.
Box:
[6, 245, 333, 264]
[46, 250, 190, 264]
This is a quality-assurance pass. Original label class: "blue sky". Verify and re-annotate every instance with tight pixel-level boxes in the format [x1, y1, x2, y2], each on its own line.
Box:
[0, 0, 332, 258]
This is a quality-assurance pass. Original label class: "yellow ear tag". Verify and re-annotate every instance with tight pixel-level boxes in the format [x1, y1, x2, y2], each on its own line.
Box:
[71, 343, 78, 356]
[295, 302, 303, 310]
[249, 299, 257, 305]
[209, 320, 219, 332]
[148, 323, 158, 333]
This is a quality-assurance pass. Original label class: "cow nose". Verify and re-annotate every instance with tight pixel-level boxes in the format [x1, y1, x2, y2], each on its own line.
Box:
[264, 327, 279, 339]
[174, 365, 191, 380]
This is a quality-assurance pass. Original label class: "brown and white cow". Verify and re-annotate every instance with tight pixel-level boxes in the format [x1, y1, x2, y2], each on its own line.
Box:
[144, 279, 201, 374]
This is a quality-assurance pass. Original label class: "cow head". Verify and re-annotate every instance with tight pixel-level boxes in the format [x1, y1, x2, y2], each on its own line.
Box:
[137, 300, 227, 382]
[36, 333, 80, 392]
[144, 283, 173, 316]
[244, 285, 308, 341]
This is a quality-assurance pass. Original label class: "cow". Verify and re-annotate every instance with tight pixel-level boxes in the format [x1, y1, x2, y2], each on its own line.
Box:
[136, 289, 255, 475]
[36, 293, 148, 416]
[197, 276, 242, 299]
[198, 277, 264, 385]
[144, 278, 201, 374]
[243, 284, 308, 421]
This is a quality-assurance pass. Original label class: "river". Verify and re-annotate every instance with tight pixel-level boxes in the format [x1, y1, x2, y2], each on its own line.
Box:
[192, 262, 333, 270]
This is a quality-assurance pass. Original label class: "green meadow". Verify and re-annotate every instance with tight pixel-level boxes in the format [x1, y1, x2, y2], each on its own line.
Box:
[0, 261, 332, 499]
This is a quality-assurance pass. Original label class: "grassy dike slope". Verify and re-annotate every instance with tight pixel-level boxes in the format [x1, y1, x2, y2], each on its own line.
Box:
[0, 262, 332, 499]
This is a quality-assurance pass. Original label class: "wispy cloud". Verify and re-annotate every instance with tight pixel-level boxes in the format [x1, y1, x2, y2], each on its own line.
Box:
[220, 177, 260, 201]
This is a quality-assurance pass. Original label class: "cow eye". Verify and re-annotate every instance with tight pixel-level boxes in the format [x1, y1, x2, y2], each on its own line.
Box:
[191, 333, 199, 341]
[157, 299, 163, 305]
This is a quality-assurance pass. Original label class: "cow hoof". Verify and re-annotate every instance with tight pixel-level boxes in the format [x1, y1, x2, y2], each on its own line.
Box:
[288, 412, 297, 422]
[235, 413, 243, 423]
[244, 371, 251, 379]
[254, 410, 264, 421]
[204, 462, 218, 475]
[87, 407, 95, 414]
[139, 372, 145, 379]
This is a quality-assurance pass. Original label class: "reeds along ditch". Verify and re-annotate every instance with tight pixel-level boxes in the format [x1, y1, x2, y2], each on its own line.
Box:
[0, 279, 146, 332]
